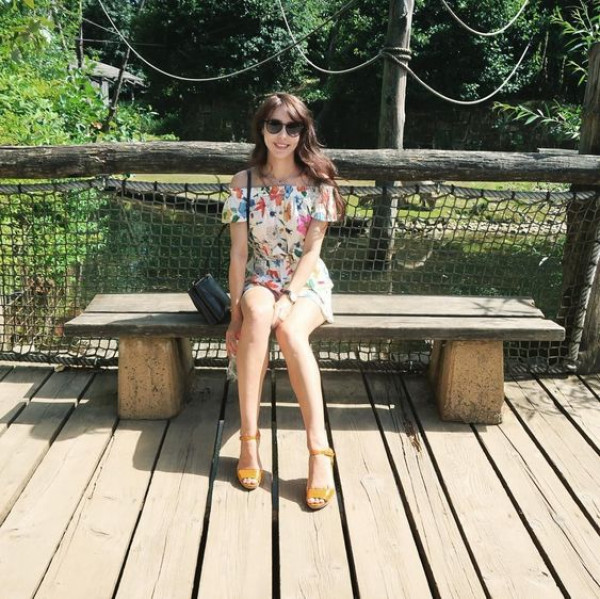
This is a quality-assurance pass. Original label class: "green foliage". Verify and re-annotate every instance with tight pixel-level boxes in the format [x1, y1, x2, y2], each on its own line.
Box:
[493, 0, 600, 146]
[81, 0, 140, 72]
[3, 0, 596, 149]
[410, 0, 543, 100]
[0, 189, 103, 286]
[128, 0, 322, 140]
[0, 0, 166, 145]
[0, 1, 172, 351]
[0, 184, 107, 351]
[495, 99, 582, 143]
[311, 0, 551, 148]
[310, 0, 386, 146]
[77, 0, 587, 148]
[557, 0, 600, 85]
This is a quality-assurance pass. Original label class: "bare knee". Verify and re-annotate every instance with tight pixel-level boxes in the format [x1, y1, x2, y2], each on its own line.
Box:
[275, 320, 309, 353]
[242, 293, 274, 326]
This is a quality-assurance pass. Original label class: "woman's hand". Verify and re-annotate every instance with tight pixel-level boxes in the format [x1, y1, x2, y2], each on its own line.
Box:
[226, 312, 243, 356]
[272, 295, 292, 329]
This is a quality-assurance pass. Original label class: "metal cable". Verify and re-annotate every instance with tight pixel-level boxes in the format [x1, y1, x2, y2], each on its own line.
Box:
[97, 0, 362, 82]
[439, 0, 529, 37]
[382, 40, 531, 106]
[275, 0, 382, 75]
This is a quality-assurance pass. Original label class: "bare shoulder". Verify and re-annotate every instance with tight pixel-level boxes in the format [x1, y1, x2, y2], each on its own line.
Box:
[299, 173, 318, 187]
[301, 172, 333, 188]
[230, 169, 250, 188]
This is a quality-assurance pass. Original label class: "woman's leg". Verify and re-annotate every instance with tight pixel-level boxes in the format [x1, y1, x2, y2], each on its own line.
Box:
[236, 287, 274, 483]
[274, 299, 333, 506]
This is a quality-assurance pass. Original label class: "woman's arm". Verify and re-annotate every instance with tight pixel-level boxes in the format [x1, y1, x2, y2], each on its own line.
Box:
[272, 219, 327, 326]
[228, 222, 248, 320]
[286, 219, 328, 294]
[225, 222, 248, 356]
[225, 169, 250, 356]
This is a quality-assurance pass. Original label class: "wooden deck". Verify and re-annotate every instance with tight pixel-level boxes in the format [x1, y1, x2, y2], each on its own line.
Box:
[0, 363, 599, 599]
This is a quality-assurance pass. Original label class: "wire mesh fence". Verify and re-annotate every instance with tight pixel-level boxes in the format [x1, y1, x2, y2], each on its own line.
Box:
[1, 177, 599, 372]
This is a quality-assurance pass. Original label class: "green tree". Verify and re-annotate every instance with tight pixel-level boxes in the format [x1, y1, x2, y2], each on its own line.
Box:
[313, 0, 556, 148]
[81, 0, 140, 68]
[130, 0, 331, 140]
[495, 0, 599, 145]
[11, 0, 585, 149]
[0, 0, 163, 144]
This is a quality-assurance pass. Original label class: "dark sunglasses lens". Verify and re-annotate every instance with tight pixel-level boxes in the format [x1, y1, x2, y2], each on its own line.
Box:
[286, 123, 304, 136]
[265, 119, 304, 136]
[265, 120, 283, 134]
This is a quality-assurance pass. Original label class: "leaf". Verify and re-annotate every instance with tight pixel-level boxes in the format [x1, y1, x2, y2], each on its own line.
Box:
[23, 0, 34, 8]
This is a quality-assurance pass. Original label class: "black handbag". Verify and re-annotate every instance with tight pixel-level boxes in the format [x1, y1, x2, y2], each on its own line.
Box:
[188, 170, 251, 324]
[188, 273, 231, 324]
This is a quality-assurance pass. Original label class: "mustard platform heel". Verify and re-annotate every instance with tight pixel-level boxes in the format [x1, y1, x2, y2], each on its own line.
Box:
[237, 432, 263, 490]
[306, 447, 336, 510]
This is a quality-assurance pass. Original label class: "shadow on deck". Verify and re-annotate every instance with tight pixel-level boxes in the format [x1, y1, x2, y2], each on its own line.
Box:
[0, 363, 599, 598]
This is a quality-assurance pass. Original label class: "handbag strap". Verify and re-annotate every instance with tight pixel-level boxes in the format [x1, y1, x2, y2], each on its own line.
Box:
[245, 168, 251, 235]
[199, 169, 251, 275]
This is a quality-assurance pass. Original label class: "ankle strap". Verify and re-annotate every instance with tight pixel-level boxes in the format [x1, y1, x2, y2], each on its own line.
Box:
[239, 431, 261, 442]
[309, 447, 335, 458]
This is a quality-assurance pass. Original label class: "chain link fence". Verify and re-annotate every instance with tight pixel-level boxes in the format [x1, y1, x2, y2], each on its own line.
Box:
[1, 177, 598, 372]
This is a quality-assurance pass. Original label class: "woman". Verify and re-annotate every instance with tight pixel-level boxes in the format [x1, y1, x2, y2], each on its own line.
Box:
[222, 92, 344, 510]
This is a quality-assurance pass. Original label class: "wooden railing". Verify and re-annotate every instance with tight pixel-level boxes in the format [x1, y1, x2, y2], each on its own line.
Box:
[1, 142, 600, 184]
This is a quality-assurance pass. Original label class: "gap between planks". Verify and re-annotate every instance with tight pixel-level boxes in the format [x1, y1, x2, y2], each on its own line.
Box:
[0, 370, 93, 525]
[403, 376, 564, 598]
[473, 391, 600, 597]
[0, 372, 118, 599]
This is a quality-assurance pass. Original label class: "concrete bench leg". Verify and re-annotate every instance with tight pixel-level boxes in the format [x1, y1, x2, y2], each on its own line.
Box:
[429, 340, 505, 424]
[118, 336, 194, 419]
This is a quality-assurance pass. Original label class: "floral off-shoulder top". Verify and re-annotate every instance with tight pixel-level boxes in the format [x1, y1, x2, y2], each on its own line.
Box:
[222, 184, 338, 322]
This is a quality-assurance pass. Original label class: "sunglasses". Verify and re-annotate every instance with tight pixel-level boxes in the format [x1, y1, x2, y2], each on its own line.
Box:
[263, 119, 304, 137]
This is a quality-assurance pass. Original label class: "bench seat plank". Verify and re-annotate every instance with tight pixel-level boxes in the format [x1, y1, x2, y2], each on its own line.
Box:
[66, 312, 565, 342]
[86, 293, 545, 318]
[64, 292, 566, 423]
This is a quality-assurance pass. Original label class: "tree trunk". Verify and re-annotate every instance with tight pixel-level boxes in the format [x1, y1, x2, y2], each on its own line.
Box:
[566, 43, 600, 373]
[102, 0, 147, 133]
[369, 0, 414, 268]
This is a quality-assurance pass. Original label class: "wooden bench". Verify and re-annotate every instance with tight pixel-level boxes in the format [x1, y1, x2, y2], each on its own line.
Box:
[64, 293, 565, 424]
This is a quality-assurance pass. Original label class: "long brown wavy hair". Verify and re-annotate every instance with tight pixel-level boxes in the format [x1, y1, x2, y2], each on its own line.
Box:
[249, 93, 345, 219]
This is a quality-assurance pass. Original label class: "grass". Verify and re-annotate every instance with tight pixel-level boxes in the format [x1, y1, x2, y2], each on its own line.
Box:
[130, 173, 571, 193]
[127, 174, 568, 230]
[130, 173, 231, 184]
[444, 180, 570, 192]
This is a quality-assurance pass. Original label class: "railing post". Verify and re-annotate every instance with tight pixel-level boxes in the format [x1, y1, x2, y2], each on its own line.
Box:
[577, 43, 600, 373]
[560, 43, 600, 373]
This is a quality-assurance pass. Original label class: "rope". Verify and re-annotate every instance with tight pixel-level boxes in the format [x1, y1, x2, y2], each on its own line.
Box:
[0, 175, 582, 372]
[439, 0, 529, 37]
[97, 0, 528, 105]
[275, 0, 381, 75]
[83, 16, 120, 36]
[382, 40, 531, 106]
[97, 0, 362, 83]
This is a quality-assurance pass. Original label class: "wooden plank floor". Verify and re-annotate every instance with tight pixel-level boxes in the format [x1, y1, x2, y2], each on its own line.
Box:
[0, 364, 599, 599]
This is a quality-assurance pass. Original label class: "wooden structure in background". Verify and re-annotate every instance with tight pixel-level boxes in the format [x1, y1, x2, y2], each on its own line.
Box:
[2, 143, 600, 183]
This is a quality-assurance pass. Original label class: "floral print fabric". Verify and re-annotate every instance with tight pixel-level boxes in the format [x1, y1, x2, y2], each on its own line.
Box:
[222, 184, 338, 322]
